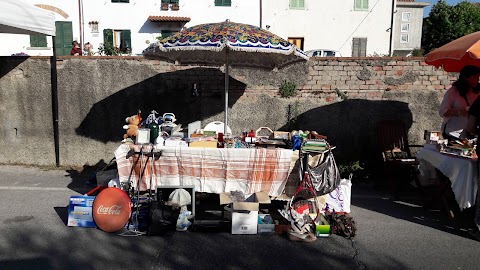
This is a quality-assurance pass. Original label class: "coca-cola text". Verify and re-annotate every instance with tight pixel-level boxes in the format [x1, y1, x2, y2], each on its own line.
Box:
[96, 205, 122, 215]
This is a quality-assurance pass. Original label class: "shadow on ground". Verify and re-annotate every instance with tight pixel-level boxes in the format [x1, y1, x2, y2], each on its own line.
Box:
[352, 179, 477, 241]
[64, 159, 114, 194]
[54, 206, 69, 226]
[0, 257, 54, 270]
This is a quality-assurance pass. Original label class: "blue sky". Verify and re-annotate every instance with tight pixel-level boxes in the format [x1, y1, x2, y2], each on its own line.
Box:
[423, 0, 480, 17]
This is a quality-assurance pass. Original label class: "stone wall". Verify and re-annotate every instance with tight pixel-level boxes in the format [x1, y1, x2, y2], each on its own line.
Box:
[0, 56, 454, 167]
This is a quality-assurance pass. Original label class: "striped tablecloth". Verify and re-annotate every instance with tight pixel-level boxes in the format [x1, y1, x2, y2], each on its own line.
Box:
[114, 144, 295, 196]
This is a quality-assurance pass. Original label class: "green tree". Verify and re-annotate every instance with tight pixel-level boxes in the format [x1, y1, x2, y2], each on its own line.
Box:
[423, 0, 480, 54]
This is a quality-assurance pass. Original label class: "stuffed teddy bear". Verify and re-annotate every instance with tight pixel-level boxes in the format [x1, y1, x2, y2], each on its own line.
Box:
[123, 114, 141, 139]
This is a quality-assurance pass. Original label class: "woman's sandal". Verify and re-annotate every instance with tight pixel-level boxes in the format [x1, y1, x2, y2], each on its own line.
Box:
[288, 231, 317, 243]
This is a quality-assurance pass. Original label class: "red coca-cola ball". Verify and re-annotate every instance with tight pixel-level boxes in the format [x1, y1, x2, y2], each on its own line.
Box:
[93, 188, 131, 233]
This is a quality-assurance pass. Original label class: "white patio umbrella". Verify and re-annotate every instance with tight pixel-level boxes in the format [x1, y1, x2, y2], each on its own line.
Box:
[0, 0, 55, 36]
[143, 20, 309, 134]
[0, 0, 59, 166]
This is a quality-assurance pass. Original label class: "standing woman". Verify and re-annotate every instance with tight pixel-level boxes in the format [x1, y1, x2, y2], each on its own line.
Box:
[464, 97, 480, 241]
[439, 65, 480, 140]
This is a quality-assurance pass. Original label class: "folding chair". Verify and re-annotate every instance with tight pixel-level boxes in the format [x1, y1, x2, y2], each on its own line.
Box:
[376, 120, 424, 198]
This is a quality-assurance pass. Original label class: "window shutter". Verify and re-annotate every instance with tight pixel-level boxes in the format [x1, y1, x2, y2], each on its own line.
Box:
[290, 0, 299, 9]
[30, 35, 39, 47]
[39, 36, 47, 47]
[352, 38, 360, 57]
[299, 0, 305, 8]
[354, 0, 361, 10]
[215, 0, 230, 6]
[161, 30, 173, 38]
[30, 35, 47, 47]
[352, 37, 367, 57]
[362, 0, 368, 10]
[103, 29, 114, 49]
[360, 38, 367, 57]
[120, 30, 132, 51]
[55, 21, 73, 56]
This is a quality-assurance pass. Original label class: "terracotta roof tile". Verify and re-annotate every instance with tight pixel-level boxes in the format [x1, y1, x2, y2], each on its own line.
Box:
[148, 16, 191, 22]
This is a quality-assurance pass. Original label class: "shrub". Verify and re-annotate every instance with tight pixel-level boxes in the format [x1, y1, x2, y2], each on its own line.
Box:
[279, 80, 297, 98]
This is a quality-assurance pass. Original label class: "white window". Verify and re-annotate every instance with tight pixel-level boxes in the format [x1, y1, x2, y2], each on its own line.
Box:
[402, 12, 411, 22]
[89, 21, 99, 33]
[401, 23, 410, 32]
[400, 34, 409, 43]
[354, 0, 368, 11]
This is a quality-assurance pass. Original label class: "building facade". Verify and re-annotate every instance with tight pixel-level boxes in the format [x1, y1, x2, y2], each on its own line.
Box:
[0, 0, 428, 57]
[393, 0, 429, 56]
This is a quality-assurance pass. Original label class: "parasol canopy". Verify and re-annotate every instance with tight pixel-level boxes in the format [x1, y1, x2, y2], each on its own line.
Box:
[143, 20, 309, 134]
[425, 31, 480, 72]
[0, 0, 55, 36]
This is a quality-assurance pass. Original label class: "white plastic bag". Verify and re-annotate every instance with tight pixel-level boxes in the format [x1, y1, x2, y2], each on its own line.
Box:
[107, 177, 121, 188]
[322, 173, 352, 213]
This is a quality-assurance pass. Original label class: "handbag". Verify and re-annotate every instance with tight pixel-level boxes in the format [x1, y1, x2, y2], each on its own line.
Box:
[326, 212, 357, 239]
[307, 151, 341, 195]
[95, 158, 118, 186]
[147, 201, 180, 236]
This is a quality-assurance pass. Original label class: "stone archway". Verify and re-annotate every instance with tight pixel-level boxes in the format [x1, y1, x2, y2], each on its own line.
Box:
[35, 4, 69, 19]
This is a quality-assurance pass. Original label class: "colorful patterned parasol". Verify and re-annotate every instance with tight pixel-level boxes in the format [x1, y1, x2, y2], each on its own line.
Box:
[143, 20, 309, 134]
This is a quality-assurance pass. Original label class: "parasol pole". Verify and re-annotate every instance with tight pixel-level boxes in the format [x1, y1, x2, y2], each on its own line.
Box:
[224, 47, 229, 135]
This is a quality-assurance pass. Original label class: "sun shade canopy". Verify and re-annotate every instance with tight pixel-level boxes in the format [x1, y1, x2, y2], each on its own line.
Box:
[143, 20, 309, 134]
[0, 0, 55, 36]
[425, 31, 480, 72]
[143, 20, 309, 70]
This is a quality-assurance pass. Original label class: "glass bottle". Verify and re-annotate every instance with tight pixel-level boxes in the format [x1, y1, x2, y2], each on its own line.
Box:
[148, 121, 159, 144]
[217, 132, 224, 148]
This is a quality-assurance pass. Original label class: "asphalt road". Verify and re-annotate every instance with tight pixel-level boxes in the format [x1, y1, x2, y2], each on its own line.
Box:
[0, 165, 479, 270]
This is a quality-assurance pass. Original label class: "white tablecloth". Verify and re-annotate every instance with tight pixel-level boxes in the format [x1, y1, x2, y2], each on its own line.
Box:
[416, 145, 478, 209]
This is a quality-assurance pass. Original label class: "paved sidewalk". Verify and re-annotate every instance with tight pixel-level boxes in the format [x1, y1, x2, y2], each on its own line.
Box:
[0, 165, 479, 270]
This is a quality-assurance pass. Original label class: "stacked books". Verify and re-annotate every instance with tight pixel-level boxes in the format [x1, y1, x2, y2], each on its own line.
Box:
[302, 140, 328, 152]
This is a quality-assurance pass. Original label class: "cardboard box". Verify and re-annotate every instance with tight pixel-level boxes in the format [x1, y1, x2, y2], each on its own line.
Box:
[273, 131, 290, 140]
[424, 130, 441, 144]
[219, 192, 271, 234]
[188, 140, 217, 148]
[67, 196, 96, 228]
[164, 138, 188, 147]
[257, 214, 275, 234]
[219, 191, 271, 210]
[315, 224, 330, 238]
[274, 224, 291, 235]
[232, 211, 258, 234]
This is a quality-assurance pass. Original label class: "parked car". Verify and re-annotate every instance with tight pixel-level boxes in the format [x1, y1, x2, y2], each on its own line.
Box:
[305, 49, 340, 57]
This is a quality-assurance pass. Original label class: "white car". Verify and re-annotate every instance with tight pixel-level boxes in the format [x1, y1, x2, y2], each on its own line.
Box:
[305, 49, 340, 57]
